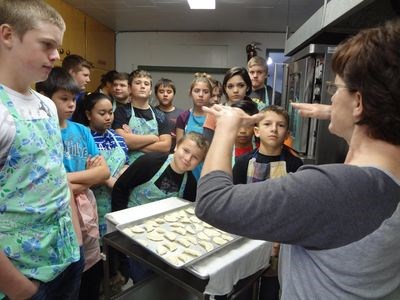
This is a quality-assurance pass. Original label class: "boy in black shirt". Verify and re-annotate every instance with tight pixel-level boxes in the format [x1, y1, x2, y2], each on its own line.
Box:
[112, 132, 208, 212]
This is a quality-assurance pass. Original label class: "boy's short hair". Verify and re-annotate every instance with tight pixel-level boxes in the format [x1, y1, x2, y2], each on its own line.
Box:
[113, 72, 129, 83]
[176, 132, 209, 157]
[62, 54, 92, 73]
[247, 56, 268, 72]
[35, 66, 80, 98]
[129, 69, 152, 86]
[260, 105, 290, 127]
[0, 0, 65, 39]
[155, 78, 176, 94]
[101, 70, 118, 85]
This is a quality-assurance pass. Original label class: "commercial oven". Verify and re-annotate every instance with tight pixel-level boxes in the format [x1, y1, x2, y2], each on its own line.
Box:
[282, 44, 348, 164]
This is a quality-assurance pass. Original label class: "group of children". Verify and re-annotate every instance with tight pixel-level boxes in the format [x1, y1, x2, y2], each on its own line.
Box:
[0, 1, 302, 299]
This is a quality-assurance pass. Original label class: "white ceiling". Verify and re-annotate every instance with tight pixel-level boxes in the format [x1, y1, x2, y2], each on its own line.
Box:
[63, 0, 324, 33]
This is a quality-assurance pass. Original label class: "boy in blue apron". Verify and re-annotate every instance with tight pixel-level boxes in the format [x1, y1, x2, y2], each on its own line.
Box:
[112, 70, 171, 164]
[232, 105, 303, 300]
[0, 1, 83, 299]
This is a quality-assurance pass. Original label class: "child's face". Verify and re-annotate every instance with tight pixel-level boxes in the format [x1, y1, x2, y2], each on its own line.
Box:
[172, 139, 205, 173]
[210, 86, 222, 104]
[190, 82, 211, 108]
[86, 99, 114, 132]
[254, 111, 289, 149]
[248, 65, 267, 90]
[236, 125, 254, 147]
[113, 79, 130, 102]
[71, 66, 90, 91]
[11, 22, 62, 85]
[156, 85, 175, 107]
[51, 90, 76, 122]
[225, 75, 248, 103]
[130, 76, 152, 100]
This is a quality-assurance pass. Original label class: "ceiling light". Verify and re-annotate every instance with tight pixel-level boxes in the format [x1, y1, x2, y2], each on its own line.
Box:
[188, 0, 215, 9]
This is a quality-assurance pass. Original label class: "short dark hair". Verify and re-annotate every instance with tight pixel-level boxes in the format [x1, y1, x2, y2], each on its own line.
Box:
[35, 66, 80, 98]
[260, 105, 290, 128]
[62, 54, 92, 73]
[155, 78, 176, 94]
[231, 99, 259, 115]
[222, 67, 252, 98]
[113, 72, 129, 83]
[332, 19, 400, 145]
[129, 69, 152, 86]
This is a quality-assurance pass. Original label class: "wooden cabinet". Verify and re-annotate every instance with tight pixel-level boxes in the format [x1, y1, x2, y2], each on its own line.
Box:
[45, 0, 86, 59]
[86, 15, 115, 70]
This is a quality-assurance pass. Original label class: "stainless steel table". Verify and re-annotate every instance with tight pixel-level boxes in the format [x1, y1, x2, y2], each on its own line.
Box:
[102, 230, 266, 300]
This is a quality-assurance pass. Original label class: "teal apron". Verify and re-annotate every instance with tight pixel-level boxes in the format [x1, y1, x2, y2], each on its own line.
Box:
[128, 154, 187, 207]
[92, 130, 127, 237]
[184, 111, 205, 180]
[128, 106, 159, 164]
[0, 88, 80, 288]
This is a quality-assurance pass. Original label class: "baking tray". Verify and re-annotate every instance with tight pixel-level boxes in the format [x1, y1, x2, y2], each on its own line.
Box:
[116, 203, 241, 269]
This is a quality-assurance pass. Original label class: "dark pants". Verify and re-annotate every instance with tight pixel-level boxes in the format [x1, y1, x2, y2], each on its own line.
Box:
[259, 276, 280, 300]
[79, 260, 103, 300]
[128, 258, 154, 283]
[31, 247, 85, 300]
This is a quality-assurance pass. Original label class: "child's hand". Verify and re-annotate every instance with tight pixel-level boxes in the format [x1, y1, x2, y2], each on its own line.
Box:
[86, 155, 102, 169]
[122, 124, 132, 133]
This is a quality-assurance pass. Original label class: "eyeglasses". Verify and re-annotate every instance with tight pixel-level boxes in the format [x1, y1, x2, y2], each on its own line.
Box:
[326, 81, 347, 95]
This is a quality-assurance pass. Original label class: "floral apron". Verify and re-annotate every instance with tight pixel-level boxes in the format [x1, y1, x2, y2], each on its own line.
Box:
[0, 87, 79, 288]
[128, 155, 187, 207]
[92, 130, 127, 237]
[128, 106, 158, 164]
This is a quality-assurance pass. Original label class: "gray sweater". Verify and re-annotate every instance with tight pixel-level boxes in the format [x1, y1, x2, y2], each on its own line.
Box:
[195, 164, 400, 299]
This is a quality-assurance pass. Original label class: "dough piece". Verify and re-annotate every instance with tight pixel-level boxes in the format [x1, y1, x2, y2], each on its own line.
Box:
[169, 222, 184, 228]
[147, 231, 164, 242]
[163, 242, 178, 252]
[213, 236, 227, 245]
[156, 244, 168, 256]
[178, 210, 187, 218]
[144, 220, 159, 227]
[202, 222, 213, 228]
[189, 216, 200, 223]
[185, 235, 197, 245]
[164, 231, 177, 241]
[194, 223, 204, 231]
[183, 248, 201, 257]
[185, 225, 196, 235]
[165, 255, 181, 266]
[129, 225, 145, 234]
[176, 237, 191, 248]
[204, 228, 220, 237]
[164, 214, 178, 222]
[220, 234, 233, 241]
[154, 217, 165, 224]
[171, 227, 187, 236]
[144, 224, 154, 232]
[180, 217, 191, 224]
[156, 227, 166, 234]
[135, 239, 149, 247]
[197, 232, 210, 241]
[185, 207, 195, 215]
[198, 240, 214, 252]
[177, 253, 192, 264]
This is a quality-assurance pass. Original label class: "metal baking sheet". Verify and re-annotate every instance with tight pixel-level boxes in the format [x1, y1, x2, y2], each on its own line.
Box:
[116, 203, 241, 269]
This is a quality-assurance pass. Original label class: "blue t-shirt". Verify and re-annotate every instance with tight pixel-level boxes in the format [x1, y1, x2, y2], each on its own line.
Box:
[61, 120, 100, 172]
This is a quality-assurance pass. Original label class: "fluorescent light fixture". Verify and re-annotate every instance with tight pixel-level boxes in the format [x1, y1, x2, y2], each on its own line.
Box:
[188, 0, 215, 9]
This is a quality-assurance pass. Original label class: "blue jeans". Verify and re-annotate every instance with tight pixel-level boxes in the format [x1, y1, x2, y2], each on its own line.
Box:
[31, 247, 85, 300]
